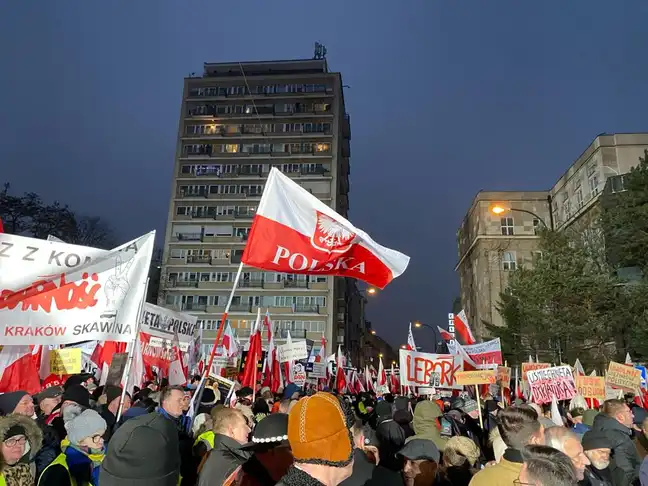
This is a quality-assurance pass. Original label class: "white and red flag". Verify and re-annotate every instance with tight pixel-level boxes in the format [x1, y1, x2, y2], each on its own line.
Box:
[454, 310, 476, 345]
[407, 323, 417, 351]
[335, 345, 347, 394]
[437, 326, 454, 342]
[222, 323, 239, 358]
[365, 364, 374, 392]
[241, 168, 410, 289]
[168, 331, 187, 386]
[377, 357, 387, 387]
[0, 345, 41, 395]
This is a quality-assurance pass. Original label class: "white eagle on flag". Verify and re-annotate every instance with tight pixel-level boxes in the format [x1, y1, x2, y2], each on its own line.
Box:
[311, 211, 356, 254]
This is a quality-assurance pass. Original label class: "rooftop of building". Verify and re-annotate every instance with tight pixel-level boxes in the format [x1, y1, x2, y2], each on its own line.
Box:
[199, 58, 329, 78]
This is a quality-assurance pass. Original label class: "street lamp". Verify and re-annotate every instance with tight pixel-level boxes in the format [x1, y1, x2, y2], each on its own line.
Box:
[400, 344, 407, 349]
[370, 330, 376, 335]
[366, 288, 377, 295]
[379, 353, 383, 358]
[490, 204, 553, 231]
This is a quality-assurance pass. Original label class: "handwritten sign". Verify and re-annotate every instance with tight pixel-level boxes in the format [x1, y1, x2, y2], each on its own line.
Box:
[292, 363, 307, 387]
[50, 348, 82, 375]
[399, 349, 463, 389]
[448, 338, 503, 365]
[607, 361, 642, 392]
[277, 341, 308, 363]
[140, 303, 198, 344]
[527, 365, 577, 404]
[309, 362, 327, 379]
[498, 366, 512, 388]
[455, 370, 497, 386]
[522, 363, 550, 382]
[576, 376, 605, 401]
[0, 232, 154, 345]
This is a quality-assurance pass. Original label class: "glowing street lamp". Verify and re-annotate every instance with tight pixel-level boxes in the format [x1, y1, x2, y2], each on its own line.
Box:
[491, 205, 507, 215]
[366, 288, 377, 295]
[370, 330, 377, 335]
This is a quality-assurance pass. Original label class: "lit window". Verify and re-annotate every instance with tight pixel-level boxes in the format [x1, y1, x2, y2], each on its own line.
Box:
[502, 252, 516, 271]
[315, 143, 330, 153]
[500, 217, 514, 236]
[223, 144, 239, 153]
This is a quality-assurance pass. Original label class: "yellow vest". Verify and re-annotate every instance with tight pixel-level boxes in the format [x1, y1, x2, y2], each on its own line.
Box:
[38, 453, 77, 486]
[0, 473, 6, 486]
[193, 430, 215, 450]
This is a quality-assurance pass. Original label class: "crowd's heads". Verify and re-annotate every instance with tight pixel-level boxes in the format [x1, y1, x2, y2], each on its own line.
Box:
[287, 392, 354, 470]
[36, 386, 63, 416]
[544, 426, 589, 480]
[160, 386, 186, 418]
[101, 413, 181, 486]
[520, 444, 577, 486]
[65, 408, 107, 449]
[497, 406, 544, 449]
[212, 406, 250, 445]
[443, 436, 480, 468]
[603, 399, 633, 428]
[581, 430, 612, 470]
[237, 387, 254, 406]
[61, 384, 91, 410]
[0, 391, 34, 417]
[399, 439, 440, 486]
[105, 385, 131, 415]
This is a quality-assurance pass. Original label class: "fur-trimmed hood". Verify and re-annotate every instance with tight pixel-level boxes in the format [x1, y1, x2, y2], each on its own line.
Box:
[0, 414, 43, 472]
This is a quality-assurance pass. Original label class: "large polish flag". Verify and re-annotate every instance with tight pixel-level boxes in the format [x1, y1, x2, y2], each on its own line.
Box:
[0, 346, 41, 395]
[454, 310, 476, 345]
[242, 168, 410, 289]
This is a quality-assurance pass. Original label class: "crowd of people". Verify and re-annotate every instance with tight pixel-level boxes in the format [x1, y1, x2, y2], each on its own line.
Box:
[2, 373, 648, 486]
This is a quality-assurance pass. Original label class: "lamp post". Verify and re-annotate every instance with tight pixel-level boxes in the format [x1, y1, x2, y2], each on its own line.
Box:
[490, 203, 554, 231]
[413, 322, 443, 353]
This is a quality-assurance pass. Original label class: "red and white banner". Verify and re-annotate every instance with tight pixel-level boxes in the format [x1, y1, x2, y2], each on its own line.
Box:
[0, 232, 155, 344]
[242, 168, 410, 289]
[399, 349, 463, 389]
[448, 338, 503, 365]
[0, 345, 41, 395]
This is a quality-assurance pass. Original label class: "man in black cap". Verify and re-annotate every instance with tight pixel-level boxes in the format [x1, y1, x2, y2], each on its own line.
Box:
[100, 412, 181, 486]
[98, 385, 131, 443]
[50, 384, 91, 441]
[581, 430, 617, 486]
[398, 438, 440, 486]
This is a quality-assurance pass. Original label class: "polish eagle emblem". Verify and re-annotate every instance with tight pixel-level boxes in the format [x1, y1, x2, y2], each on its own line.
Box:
[311, 211, 356, 254]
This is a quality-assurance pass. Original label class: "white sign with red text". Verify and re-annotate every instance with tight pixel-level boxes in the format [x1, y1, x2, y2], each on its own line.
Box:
[0, 232, 155, 344]
[447, 338, 503, 365]
[399, 349, 463, 389]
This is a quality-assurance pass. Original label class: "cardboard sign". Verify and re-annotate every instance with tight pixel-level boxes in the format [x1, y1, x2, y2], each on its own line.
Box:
[521, 363, 550, 382]
[527, 365, 577, 404]
[607, 361, 642, 392]
[399, 349, 463, 389]
[309, 362, 327, 379]
[277, 341, 308, 363]
[576, 375, 606, 401]
[105, 353, 129, 387]
[455, 370, 497, 386]
[139, 303, 198, 344]
[49, 348, 82, 375]
[292, 363, 307, 387]
[497, 366, 512, 389]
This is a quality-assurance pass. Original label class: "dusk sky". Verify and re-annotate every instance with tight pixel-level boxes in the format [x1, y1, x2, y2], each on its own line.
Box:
[2, 1, 646, 351]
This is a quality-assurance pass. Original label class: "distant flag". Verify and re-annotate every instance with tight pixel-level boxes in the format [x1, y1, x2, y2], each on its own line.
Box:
[453, 310, 476, 345]
[407, 323, 417, 351]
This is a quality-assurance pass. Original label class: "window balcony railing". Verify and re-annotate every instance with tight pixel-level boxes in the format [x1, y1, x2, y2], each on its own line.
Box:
[182, 303, 207, 311]
[177, 190, 208, 198]
[294, 304, 320, 313]
[278, 329, 307, 339]
[239, 279, 264, 289]
[186, 255, 211, 264]
[230, 303, 253, 312]
[170, 280, 199, 288]
[173, 233, 202, 241]
[283, 280, 308, 289]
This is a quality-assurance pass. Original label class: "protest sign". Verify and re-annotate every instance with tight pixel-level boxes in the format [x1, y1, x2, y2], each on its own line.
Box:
[527, 365, 577, 404]
[399, 349, 463, 389]
[105, 353, 129, 387]
[576, 376, 606, 401]
[50, 348, 82, 375]
[455, 370, 497, 386]
[607, 361, 642, 392]
[521, 363, 550, 382]
[497, 366, 512, 388]
[277, 341, 308, 363]
[448, 338, 503, 365]
[140, 303, 198, 344]
[0, 232, 154, 344]
[292, 363, 307, 387]
[309, 362, 327, 379]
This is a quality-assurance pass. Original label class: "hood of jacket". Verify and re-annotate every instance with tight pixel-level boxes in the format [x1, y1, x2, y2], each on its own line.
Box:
[0, 414, 43, 473]
[411, 401, 446, 450]
[592, 413, 632, 440]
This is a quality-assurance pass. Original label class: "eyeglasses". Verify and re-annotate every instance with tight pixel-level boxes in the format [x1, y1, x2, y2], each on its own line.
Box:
[4, 436, 27, 448]
[91, 434, 104, 444]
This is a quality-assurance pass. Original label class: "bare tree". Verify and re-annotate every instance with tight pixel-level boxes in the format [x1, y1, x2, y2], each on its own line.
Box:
[67, 216, 116, 249]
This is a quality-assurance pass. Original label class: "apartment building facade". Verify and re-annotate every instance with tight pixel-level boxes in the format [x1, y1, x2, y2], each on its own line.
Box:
[159, 58, 352, 358]
[456, 133, 648, 338]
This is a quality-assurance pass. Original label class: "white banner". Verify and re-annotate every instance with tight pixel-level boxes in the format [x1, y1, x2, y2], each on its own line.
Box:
[0, 232, 155, 344]
[309, 362, 327, 379]
[140, 303, 198, 344]
[399, 349, 463, 389]
[447, 338, 503, 365]
[277, 340, 308, 363]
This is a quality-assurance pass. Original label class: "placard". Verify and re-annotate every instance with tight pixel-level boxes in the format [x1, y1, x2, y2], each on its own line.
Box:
[140, 303, 198, 344]
[607, 361, 642, 392]
[527, 365, 577, 404]
[521, 363, 551, 382]
[277, 341, 308, 363]
[399, 349, 463, 389]
[497, 366, 512, 388]
[455, 370, 497, 386]
[105, 353, 129, 387]
[448, 338, 503, 365]
[292, 363, 306, 387]
[309, 362, 327, 379]
[50, 348, 82, 375]
[576, 375, 605, 401]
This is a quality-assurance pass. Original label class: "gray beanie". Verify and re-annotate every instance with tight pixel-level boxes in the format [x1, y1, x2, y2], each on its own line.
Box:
[65, 409, 107, 445]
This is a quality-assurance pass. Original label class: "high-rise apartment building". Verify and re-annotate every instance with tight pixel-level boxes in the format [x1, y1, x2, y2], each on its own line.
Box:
[159, 58, 351, 358]
[457, 133, 648, 338]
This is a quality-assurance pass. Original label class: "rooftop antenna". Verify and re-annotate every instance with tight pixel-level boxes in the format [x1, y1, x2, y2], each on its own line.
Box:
[313, 42, 327, 60]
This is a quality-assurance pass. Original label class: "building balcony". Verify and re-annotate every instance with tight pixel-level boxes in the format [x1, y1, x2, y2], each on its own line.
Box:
[239, 279, 264, 289]
[277, 329, 307, 339]
[171, 233, 203, 242]
[294, 304, 320, 313]
[182, 302, 207, 312]
[230, 303, 253, 312]
[186, 255, 211, 264]
[283, 280, 308, 289]
[177, 189, 208, 199]
[235, 209, 256, 218]
[170, 280, 199, 288]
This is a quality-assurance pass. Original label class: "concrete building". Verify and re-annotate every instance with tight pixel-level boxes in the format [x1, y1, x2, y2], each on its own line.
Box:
[159, 57, 352, 357]
[456, 133, 648, 338]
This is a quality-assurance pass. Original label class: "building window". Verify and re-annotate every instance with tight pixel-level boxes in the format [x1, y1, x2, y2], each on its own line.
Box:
[500, 217, 514, 236]
[588, 171, 600, 196]
[574, 182, 584, 209]
[562, 193, 571, 220]
[502, 252, 516, 271]
[533, 218, 540, 235]
[532, 251, 543, 264]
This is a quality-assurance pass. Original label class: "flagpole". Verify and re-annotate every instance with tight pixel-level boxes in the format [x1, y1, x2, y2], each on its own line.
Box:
[116, 277, 149, 422]
[192, 262, 244, 407]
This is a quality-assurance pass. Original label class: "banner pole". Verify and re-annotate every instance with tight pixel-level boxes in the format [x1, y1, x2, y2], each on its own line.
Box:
[117, 277, 150, 422]
[476, 384, 484, 429]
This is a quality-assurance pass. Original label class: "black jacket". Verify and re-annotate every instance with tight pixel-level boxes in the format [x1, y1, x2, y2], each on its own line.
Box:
[34, 416, 61, 480]
[340, 449, 404, 486]
[276, 466, 326, 486]
[198, 434, 250, 486]
[591, 414, 640, 486]
[579, 466, 616, 486]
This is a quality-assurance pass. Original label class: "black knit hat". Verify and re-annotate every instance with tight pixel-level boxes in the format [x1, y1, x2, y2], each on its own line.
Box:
[104, 385, 126, 406]
[100, 412, 180, 486]
[64, 373, 93, 390]
[62, 385, 90, 409]
[0, 391, 29, 415]
[241, 413, 289, 451]
[582, 430, 613, 451]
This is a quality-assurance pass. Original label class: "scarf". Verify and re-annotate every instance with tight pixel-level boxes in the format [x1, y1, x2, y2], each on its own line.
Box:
[2, 463, 34, 486]
[64, 443, 105, 486]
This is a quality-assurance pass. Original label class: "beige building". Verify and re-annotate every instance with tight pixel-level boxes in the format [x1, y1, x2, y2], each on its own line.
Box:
[457, 133, 648, 338]
[159, 57, 351, 357]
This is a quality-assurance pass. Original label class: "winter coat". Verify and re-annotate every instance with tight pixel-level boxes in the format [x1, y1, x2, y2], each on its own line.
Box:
[580, 465, 616, 486]
[591, 414, 641, 486]
[34, 415, 60, 480]
[158, 409, 194, 486]
[469, 448, 524, 486]
[276, 466, 327, 486]
[197, 434, 250, 486]
[0, 414, 43, 486]
[408, 401, 448, 451]
[339, 449, 404, 486]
